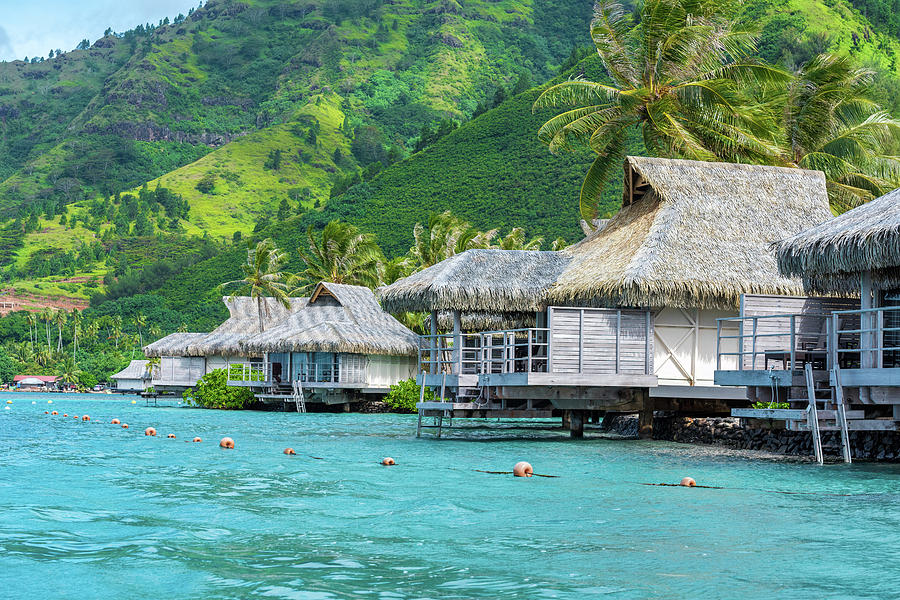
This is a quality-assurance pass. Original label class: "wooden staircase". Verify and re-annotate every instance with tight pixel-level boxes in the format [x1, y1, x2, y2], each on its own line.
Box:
[733, 364, 852, 464]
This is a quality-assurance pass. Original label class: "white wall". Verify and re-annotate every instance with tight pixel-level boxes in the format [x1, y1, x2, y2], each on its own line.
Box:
[653, 307, 739, 386]
[116, 378, 147, 391]
[365, 354, 416, 387]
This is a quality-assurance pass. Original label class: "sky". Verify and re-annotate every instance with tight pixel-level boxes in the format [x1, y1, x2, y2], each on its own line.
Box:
[0, 0, 198, 62]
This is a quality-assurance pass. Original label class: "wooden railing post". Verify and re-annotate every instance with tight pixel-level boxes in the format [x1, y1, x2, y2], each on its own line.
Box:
[615, 310, 621, 374]
[750, 317, 766, 371]
[790, 315, 796, 371]
[716, 319, 721, 371]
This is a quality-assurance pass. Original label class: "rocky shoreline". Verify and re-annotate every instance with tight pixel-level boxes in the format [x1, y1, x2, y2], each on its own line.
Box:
[603, 413, 900, 461]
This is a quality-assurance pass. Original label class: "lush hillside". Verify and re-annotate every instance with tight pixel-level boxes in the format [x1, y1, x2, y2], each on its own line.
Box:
[4, 0, 900, 334]
[0, 0, 595, 216]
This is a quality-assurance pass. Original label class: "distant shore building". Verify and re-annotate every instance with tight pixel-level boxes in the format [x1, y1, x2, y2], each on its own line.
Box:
[110, 360, 151, 393]
[14, 375, 59, 391]
[143, 297, 304, 394]
[143, 283, 418, 408]
[380, 156, 835, 437]
[232, 282, 418, 407]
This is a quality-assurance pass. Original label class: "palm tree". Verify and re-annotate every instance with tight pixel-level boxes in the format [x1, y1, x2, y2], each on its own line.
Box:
[133, 313, 147, 347]
[41, 308, 53, 352]
[222, 238, 291, 333]
[54, 309, 67, 352]
[110, 315, 123, 349]
[146, 356, 161, 379]
[13, 342, 34, 366]
[409, 211, 474, 270]
[25, 312, 36, 349]
[70, 310, 81, 361]
[495, 227, 543, 250]
[780, 53, 900, 212]
[533, 0, 785, 222]
[58, 356, 81, 389]
[83, 320, 99, 349]
[295, 221, 384, 292]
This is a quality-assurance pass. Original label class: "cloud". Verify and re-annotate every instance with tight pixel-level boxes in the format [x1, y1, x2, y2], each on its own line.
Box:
[0, 26, 13, 58]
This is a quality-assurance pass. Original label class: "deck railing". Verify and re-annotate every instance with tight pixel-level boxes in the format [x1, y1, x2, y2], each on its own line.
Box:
[151, 357, 205, 386]
[831, 306, 894, 369]
[418, 328, 550, 375]
[716, 313, 832, 372]
[227, 362, 269, 384]
[227, 361, 365, 385]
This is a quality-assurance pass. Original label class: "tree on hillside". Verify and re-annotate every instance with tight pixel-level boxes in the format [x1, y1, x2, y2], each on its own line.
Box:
[534, 0, 785, 222]
[222, 239, 291, 333]
[780, 53, 900, 211]
[295, 221, 384, 292]
[409, 211, 474, 270]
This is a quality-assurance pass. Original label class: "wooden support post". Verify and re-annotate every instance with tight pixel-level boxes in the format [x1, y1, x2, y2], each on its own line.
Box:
[569, 410, 584, 439]
[452, 310, 462, 375]
[638, 391, 653, 439]
[561, 410, 570, 429]
[861, 272, 873, 403]
[430, 310, 438, 374]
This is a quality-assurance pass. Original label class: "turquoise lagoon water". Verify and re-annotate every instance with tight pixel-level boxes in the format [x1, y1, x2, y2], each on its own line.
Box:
[1, 393, 899, 599]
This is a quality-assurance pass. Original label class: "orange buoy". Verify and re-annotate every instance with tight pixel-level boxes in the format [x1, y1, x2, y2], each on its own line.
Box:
[381, 457, 395, 466]
[284, 447, 296, 455]
[73, 415, 79, 419]
[167, 433, 176, 439]
[513, 461, 534, 477]
[122, 423, 129, 429]
[219, 437, 235, 449]
[51, 411, 58, 415]
[63, 413, 68, 417]
[111, 418, 120, 425]
[44, 411, 49, 414]
[144, 427, 157, 436]
[679, 477, 697, 487]
[192, 437, 202, 443]
[82, 415, 90, 421]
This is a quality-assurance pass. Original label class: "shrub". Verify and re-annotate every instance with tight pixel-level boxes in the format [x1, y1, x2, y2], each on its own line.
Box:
[183, 369, 254, 409]
[383, 377, 432, 413]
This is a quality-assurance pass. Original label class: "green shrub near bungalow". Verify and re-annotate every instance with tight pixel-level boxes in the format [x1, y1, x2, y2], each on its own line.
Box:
[384, 378, 434, 414]
[183, 369, 254, 410]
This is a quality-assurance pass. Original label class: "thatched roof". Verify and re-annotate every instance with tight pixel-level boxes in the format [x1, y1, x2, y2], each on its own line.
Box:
[184, 296, 308, 356]
[377, 249, 570, 314]
[111, 360, 149, 380]
[241, 282, 419, 356]
[546, 157, 832, 309]
[143, 333, 208, 358]
[775, 187, 900, 292]
[142, 297, 307, 357]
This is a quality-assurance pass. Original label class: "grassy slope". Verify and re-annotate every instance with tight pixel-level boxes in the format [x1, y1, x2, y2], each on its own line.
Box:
[144, 93, 352, 238]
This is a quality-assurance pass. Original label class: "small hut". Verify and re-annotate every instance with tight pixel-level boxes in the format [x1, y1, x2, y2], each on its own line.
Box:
[236, 282, 418, 402]
[110, 360, 150, 393]
[143, 297, 305, 391]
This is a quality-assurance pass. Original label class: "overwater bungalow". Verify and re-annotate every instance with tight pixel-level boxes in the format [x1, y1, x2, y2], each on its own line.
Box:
[143, 296, 304, 393]
[379, 156, 835, 437]
[110, 360, 151, 393]
[713, 187, 900, 462]
[232, 282, 418, 407]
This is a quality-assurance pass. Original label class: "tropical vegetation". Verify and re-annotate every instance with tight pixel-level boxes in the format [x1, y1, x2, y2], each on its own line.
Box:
[535, 0, 900, 220]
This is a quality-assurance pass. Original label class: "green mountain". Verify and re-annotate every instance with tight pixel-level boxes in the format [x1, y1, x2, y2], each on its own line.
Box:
[2, 0, 900, 325]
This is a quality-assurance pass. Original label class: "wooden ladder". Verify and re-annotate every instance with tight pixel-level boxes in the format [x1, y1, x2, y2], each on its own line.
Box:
[291, 380, 306, 413]
[804, 363, 824, 465]
[831, 367, 852, 464]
